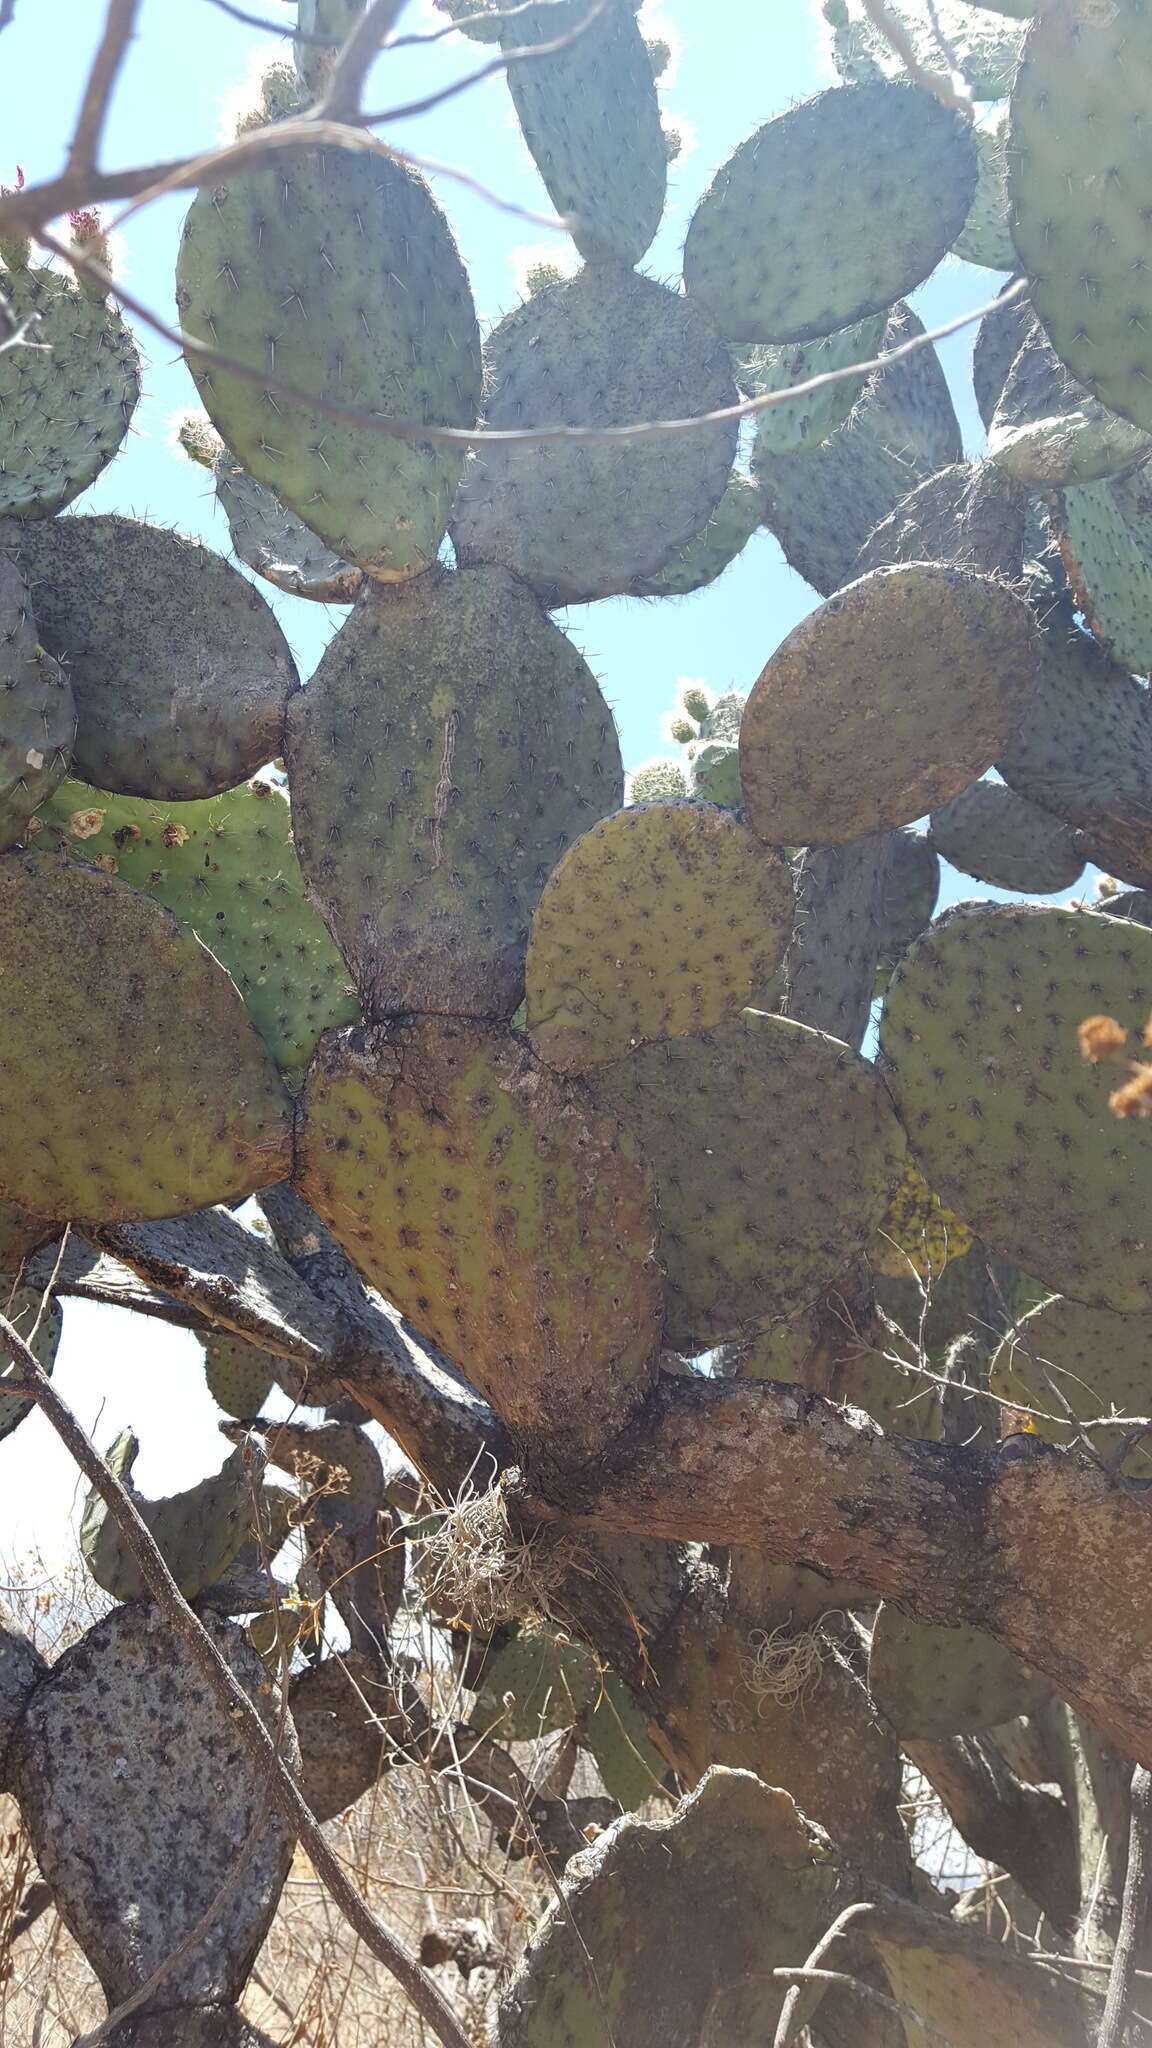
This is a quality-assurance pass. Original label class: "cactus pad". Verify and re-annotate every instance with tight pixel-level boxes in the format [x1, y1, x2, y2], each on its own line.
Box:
[0, 852, 291, 1221]
[34, 774, 359, 1078]
[991, 1296, 1152, 1477]
[502, 0, 665, 265]
[214, 454, 363, 604]
[1048, 466, 1152, 676]
[497, 1769, 846, 2045]
[953, 108, 1013, 270]
[0, 1275, 62, 1445]
[525, 802, 793, 1074]
[874, 829, 940, 994]
[450, 267, 738, 606]
[177, 146, 480, 579]
[683, 82, 975, 344]
[826, 0, 1025, 97]
[871, 1159, 973, 1282]
[583, 1670, 668, 1811]
[0, 550, 73, 851]
[854, 461, 1027, 582]
[14, 516, 297, 800]
[630, 470, 763, 597]
[471, 1626, 597, 1740]
[287, 567, 622, 1022]
[0, 262, 139, 517]
[868, 1609, 1048, 1738]
[928, 781, 1084, 895]
[972, 284, 1033, 432]
[1009, 0, 1152, 435]
[989, 324, 1151, 488]
[590, 1009, 905, 1348]
[8, 1604, 295, 2009]
[739, 566, 1038, 846]
[203, 1333, 276, 1420]
[879, 902, 1152, 1310]
[779, 835, 896, 1048]
[81, 1431, 265, 1601]
[298, 1019, 662, 1456]
[737, 313, 886, 457]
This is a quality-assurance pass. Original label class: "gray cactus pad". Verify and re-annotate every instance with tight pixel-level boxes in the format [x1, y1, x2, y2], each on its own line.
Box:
[740, 565, 1039, 846]
[287, 567, 623, 1022]
[778, 834, 897, 1049]
[879, 902, 1152, 1311]
[928, 782, 1084, 896]
[1049, 465, 1152, 677]
[214, 455, 362, 605]
[629, 470, 763, 597]
[450, 267, 738, 607]
[989, 323, 1151, 489]
[8, 1604, 297, 2009]
[854, 461, 1027, 583]
[972, 285, 1033, 432]
[590, 1008, 906, 1348]
[738, 313, 887, 458]
[289, 1651, 395, 1822]
[683, 81, 975, 344]
[0, 264, 140, 517]
[0, 1607, 45, 1791]
[0, 550, 74, 852]
[14, 516, 298, 800]
[100, 2012, 280, 2048]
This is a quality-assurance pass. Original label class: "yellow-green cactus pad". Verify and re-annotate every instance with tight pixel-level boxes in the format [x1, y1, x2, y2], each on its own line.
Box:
[991, 1295, 1152, 1477]
[298, 1018, 662, 1456]
[870, 1158, 973, 1282]
[0, 852, 292, 1222]
[868, 1608, 1047, 1738]
[880, 902, 1152, 1311]
[739, 565, 1038, 846]
[591, 1009, 906, 1349]
[526, 802, 793, 1074]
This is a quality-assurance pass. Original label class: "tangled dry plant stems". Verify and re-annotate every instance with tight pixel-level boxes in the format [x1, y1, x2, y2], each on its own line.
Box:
[419, 1483, 584, 1633]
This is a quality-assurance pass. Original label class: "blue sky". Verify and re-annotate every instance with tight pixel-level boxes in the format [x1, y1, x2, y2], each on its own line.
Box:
[0, 0, 1058, 1563]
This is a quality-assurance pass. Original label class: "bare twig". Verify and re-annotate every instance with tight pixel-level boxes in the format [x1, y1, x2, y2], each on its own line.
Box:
[1098, 1765, 1152, 2048]
[66, 0, 143, 176]
[774, 1901, 878, 2048]
[0, 1311, 473, 2048]
[201, 0, 334, 36]
[319, 0, 413, 120]
[773, 1966, 955, 2042]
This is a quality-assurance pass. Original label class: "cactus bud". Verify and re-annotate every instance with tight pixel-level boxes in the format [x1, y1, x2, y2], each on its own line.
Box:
[680, 684, 712, 723]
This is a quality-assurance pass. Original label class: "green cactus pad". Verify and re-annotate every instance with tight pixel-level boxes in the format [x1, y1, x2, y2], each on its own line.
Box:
[989, 324, 1152, 488]
[928, 782, 1084, 895]
[298, 1018, 662, 1456]
[825, 0, 1026, 96]
[287, 567, 622, 1022]
[953, 108, 1013, 271]
[879, 902, 1152, 1310]
[214, 455, 363, 605]
[0, 852, 292, 1222]
[755, 304, 962, 595]
[991, 1296, 1152, 1477]
[470, 1626, 598, 1740]
[176, 145, 480, 579]
[683, 82, 975, 345]
[450, 267, 738, 607]
[997, 606, 1152, 892]
[583, 1670, 667, 1811]
[498, 1770, 845, 2046]
[0, 262, 140, 518]
[14, 516, 297, 800]
[203, 1333, 276, 1421]
[854, 461, 1027, 582]
[740, 566, 1038, 846]
[9, 1604, 295, 2010]
[0, 1275, 62, 1445]
[525, 803, 793, 1074]
[689, 742, 741, 808]
[33, 774, 359, 1078]
[737, 313, 887, 457]
[1048, 466, 1152, 676]
[874, 830, 940, 995]
[81, 1431, 264, 1601]
[1009, 0, 1152, 436]
[0, 551, 74, 851]
[629, 471, 763, 597]
[868, 1608, 1048, 1738]
[502, 0, 665, 265]
[590, 1009, 905, 1348]
[972, 284, 1033, 431]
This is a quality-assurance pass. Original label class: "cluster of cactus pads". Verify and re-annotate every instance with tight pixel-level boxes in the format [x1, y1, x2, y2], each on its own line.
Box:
[6, 0, 1152, 2041]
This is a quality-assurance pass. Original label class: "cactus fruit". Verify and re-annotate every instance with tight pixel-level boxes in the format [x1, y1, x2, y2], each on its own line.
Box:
[501, 0, 666, 265]
[288, 567, 622, 1023]
[682, 83, 976, 345]
[0, 261, 139, 517]
[953, 107, 1013, 271]
[497, 1770, 847, 2045]
[0, 550, 74, 851]
[0, 1275, 62, 1444]
[928, 781, 1084, 896]
[738, 566, 1039, 846]
[470, 1626, 598, 1740]
[990, 1297, 1152, 1477]
[988, 324, 1152, 489]
[737, 313, 887, 457]
[879, 903, 1152, 1312]
[450, 267, 738, 606]
[525, 802, 794, 1073]
[630, 470, 763, 597]
[1009, 0, 1152, 435]
[176, 147, 481, 579]
[8, 1603, 295, 2009]
[590, 1009, 906, 1348]
[868, 1610, 1048, 1739]
[298, 1019, 662, 1458]
[755, 303, 962, 595]
[1047, 465, 1152, 677]
[80, 1431, 265, 1601]
[34, 774, 359, 1078]
[13, 516, 298, 801]
[870, 1159, 973, 1283]
[0, 853, 291, 1222]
